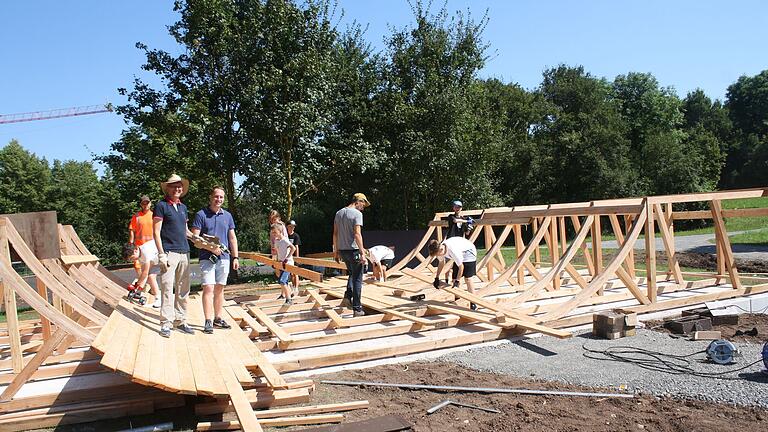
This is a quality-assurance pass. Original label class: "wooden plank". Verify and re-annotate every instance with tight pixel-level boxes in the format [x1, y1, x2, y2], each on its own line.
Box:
[246, 305, 295, 343]
[1, 221, 107, 326]
[0, 259, 95, 344]
[477, 217, 552, 295]
[34, 278, 52, 340]
[0, 211, 60, 260]
[0, 326, 69, 401]
[653, 203, 684, 284]
[306, 289, 346, 328]
[195, 388, 312, 415]
[503, 215, 594, 307]
[131, 323, 154, 386]
[114, 310, 142, 377]
[197, 414, 344, 430]
[42, 259, 114, 315]
[226, 304, 268, 336]
[710, 200, 742, 289]
[59, 254, 99, 265]
[644, 201, 657, 302]
[672, 207, 768, 220]
[439, 286, 571, 338]
[539, 203, 648, 321]
[1, 282, 23, 374]
[209, 335, 264, 432]
[569, 215, 595, 275]
[293, 256, 347, 270]
[241, 252, 322, 282]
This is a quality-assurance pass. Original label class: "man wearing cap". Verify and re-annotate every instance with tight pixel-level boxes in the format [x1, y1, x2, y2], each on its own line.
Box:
[153, 174, 196, 337]
[333, 193, 370, 316]
[446, 200, 472, 239]
[128, 197, 152, 266]
[286, 220, 302, 292]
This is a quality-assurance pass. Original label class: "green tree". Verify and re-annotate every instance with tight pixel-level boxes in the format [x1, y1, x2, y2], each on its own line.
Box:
[366, 3, 502, 229]
[0, 140, 51, 214]
[528, 65, 635, 203]
[724, 70, 768, 187]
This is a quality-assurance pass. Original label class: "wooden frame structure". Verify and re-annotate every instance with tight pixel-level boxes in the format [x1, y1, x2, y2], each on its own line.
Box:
[2, 187, 768, 431]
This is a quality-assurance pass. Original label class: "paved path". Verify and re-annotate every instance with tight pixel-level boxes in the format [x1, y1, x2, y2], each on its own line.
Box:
[602, 231, 768, 261]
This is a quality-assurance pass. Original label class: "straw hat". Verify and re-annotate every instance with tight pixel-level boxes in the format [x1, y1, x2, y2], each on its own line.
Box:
[160, 174, 189, 197]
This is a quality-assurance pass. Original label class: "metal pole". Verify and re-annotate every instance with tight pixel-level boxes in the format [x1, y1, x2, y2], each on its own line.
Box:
[320, 380, 634, 398]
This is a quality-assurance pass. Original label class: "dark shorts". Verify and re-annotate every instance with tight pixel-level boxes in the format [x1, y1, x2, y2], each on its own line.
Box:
[452, 261, 477, 279]
[380, 258, 393, 268]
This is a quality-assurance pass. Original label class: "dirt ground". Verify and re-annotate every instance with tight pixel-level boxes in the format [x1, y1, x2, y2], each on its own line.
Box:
[647, 313, 768, 344]
[259, 361, 768, 432]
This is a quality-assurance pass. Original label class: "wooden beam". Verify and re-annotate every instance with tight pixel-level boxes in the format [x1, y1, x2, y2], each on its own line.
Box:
[241, 252, 322, 282]
[644, 201, 657, 302]
[653, 203, 684, 284]
[710, 200, 742, 289]
[305, 289, 347, 329]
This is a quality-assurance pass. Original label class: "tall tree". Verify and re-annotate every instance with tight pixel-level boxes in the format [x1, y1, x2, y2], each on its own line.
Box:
[367, 2, 501, 228]
[0, 140, 51, 214]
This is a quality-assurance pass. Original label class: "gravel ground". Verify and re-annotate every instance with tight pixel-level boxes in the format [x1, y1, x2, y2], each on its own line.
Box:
[439, 329, 768, 408]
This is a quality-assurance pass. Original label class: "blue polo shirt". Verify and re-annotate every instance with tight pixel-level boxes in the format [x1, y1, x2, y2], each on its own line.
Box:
[154, 199, 190, 253]
[191, 207, 235, 261]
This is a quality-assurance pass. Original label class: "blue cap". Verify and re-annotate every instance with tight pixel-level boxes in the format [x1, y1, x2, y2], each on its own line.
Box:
[452, 200, 463, 207]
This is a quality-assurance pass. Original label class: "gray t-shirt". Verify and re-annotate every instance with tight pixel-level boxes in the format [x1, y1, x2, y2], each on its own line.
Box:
[334, 206, 363, 250]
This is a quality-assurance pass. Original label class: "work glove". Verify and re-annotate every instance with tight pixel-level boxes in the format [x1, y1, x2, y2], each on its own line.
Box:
[452, 280, 460, 288]
[158, 253, 169, 272]
[433, 277, 441, 289]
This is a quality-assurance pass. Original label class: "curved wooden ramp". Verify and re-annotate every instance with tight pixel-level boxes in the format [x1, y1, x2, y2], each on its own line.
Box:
[91, 293, 288, 397]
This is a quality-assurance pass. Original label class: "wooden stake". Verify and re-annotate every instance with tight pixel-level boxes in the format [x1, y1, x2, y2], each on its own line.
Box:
[644, 202, 657, 302]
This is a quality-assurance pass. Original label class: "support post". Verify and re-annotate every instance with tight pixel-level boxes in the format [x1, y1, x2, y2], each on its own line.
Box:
[645, 201, 657, 303]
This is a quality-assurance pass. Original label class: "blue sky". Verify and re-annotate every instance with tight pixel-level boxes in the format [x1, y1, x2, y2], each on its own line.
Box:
[1, 0, 766, 169]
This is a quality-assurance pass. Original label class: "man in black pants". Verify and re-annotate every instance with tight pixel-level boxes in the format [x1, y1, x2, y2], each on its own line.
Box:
[333, 193, 370, 316]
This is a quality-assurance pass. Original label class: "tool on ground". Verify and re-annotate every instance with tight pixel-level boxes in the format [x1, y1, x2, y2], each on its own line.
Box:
[427, 399, 500, 415]
[706, 339, 739, 364]
[762, 342, 768, 374]
[409, 293, 426, 301]
[188, 233, 229, 263]
[125, 280, 147, 306]
[320, 380, 634, 398]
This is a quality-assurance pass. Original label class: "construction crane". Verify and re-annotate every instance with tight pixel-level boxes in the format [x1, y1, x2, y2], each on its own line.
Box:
[0, 104, 113, 125]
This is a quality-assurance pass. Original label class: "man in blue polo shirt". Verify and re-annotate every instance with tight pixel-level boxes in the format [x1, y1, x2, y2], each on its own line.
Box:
[153, 174, 196, 337]
[191, 186, 239, 334]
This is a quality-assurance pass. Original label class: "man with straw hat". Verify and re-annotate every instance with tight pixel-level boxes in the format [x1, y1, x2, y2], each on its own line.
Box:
[153, 174, 195, 337]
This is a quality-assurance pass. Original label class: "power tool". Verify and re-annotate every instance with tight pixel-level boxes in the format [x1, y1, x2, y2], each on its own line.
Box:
[188, 233, 230, 263]
[706, 339, 738, 365]
[125, 280, 147, 306]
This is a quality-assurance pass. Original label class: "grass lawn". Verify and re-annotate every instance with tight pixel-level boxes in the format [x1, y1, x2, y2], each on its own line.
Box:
[0, 308, 40, 323]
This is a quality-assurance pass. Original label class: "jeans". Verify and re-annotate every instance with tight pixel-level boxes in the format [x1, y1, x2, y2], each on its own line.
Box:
[339, 249, 363, 311]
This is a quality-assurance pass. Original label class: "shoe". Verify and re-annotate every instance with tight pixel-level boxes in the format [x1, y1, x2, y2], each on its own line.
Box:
[284, 298, 293, 305]
[176, 323, 195, 335]
[159, 323, 171, 338]
[277, 294, 285, 300]
[470, 303, 478, 311]
[353, 309, 365, 317]
[152, 298, 161, 308]
[213, 317, 231, 329]
[203, 320, 213, 334]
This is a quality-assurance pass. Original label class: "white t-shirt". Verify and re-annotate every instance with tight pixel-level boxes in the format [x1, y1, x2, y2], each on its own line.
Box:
[138, 241, 159, 267]
[275, 238, 294, 265]
[442, 237, 477, 263]
[368, 245, 394, 263]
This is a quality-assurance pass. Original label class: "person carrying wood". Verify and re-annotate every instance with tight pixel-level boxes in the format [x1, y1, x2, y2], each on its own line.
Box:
[154, 174, 196, 337]
[272, 223, 296, 305]
[427, 237, 479, 310]
[333, 193, 370, 317]
[191, 186, 239, 334]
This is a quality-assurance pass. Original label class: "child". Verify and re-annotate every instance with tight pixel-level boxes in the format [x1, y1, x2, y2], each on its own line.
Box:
[365, 245, 395, 282]
[269, 210, 288, 277]
[427, 237, 478, 310]
[122, 241, 161, 308]
[272, 223, 296, 304]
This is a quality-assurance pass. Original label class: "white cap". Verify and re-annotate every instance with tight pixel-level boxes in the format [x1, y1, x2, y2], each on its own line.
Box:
[452, 200, 462, 207]
[289, 220, 296, 226]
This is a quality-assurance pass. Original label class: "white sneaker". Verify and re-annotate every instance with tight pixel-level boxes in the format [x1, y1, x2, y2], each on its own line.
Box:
[152, 298, 161, 308]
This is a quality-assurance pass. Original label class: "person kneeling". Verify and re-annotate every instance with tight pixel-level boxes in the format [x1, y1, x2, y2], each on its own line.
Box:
[365, 245, 395, 282]
[122, 242, 161, 308]
[427, 237, 478, 310]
